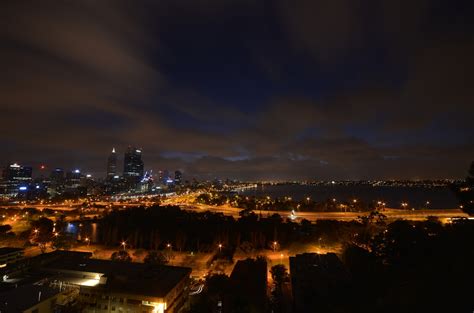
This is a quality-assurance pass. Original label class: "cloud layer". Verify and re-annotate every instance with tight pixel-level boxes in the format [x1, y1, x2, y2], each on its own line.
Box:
[1, 0, 473, 180]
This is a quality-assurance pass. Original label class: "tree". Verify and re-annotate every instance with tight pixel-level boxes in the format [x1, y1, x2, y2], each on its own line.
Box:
[111, 250, 132, 262]
[52, 233, 75, 250]
[341, 244, 375, 279]
[144, 250, 169, 265]
[468, 161, 474, 183]
[30, 217, 54, 252]
[454, 161, 474, 215]
[0, 224, 12, 235]
[206, 273, 230, 295]
[270, 264, 289, 290]
[239, 208, 254, 217]
[270, 264, 289, 313]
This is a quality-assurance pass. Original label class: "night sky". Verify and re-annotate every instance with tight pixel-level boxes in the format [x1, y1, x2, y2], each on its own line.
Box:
[1, 0, 473, 180]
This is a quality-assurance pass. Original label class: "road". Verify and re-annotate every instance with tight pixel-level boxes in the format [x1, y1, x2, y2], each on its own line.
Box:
[2, 195, 469, 223]
[164, 201, 469, 222]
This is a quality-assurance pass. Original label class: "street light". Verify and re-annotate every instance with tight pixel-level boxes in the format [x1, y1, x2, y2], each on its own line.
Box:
[273, 241, 278, 252]
[121, 241, 127, 250]
[218, 244, 223, 252]
[85, 237, 90, 246]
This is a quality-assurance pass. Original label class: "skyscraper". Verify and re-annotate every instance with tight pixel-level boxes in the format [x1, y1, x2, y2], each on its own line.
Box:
[66, 169, 82, 189]
[123, 147, 144, 185]
[50, 168, 64, 185]
[174, 170, 183, 185]
[106, 148, 117, 180]
[0, 163, 33, 196]
[2, 163, 32, 182]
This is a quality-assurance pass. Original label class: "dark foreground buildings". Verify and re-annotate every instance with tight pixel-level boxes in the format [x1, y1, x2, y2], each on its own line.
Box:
[229, 258, 268, 312]
[0, 250, 191, 313]
[290, 253, 350, 313]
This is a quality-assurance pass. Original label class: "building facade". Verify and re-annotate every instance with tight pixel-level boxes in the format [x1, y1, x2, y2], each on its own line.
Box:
[123, 147, 144, 187]
[0, 163, 33, 197]
[0, 247, 24, 268]
[106, 148, 118, 181]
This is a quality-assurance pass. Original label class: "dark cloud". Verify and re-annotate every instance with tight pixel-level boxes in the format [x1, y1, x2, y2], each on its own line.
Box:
[0, 0, 472, 180]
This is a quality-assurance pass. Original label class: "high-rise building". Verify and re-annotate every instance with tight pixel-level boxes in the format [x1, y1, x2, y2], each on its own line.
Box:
[158, 170, 164, 182]
[50, 168, 64, 185]
[162, 170, 170, 184]
[123, 147, 144, 185]
[0, 163, 33, 196]
[48, 168, 65, 196]
[2, 163, 32, 182]
[106, 148, 117, 180]
[174, 170, 183, 185]
[66, 169, 82, 188]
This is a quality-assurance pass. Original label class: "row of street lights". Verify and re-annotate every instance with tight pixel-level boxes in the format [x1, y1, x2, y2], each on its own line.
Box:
[119, 241, 176, 251]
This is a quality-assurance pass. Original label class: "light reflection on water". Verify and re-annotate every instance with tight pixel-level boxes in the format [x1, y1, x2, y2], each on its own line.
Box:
[65, 222, 98, 242]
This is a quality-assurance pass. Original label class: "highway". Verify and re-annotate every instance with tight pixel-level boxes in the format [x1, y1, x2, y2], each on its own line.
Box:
[2, 194, 469, 223]
[162, 197, 469, 222]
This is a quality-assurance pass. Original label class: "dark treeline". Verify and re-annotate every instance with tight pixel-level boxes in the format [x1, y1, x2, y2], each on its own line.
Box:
[340, 218, 474, 313]
[453, 160, 474, 215]
[97, 205, 367, 251]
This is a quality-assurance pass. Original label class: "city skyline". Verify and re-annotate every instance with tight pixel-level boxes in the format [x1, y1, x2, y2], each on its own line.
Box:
[1, 144, 472, 181]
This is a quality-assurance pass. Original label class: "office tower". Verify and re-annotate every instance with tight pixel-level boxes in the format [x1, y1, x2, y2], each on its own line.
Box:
[50, 168, 64, 185]
[123, 147, 144, 185]
[2, 163, 32, 182]
[106, 148, 118, 180]
[162, 170, 170, 184]
[174, 170, 183, 185]
[66, 169, 82, 189]
[0, 163, 33, 197]
[158, 170, 164, 182]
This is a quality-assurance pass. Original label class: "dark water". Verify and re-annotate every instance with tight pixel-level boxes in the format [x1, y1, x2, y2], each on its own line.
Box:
[240, 184, 459, 209]
[65, 222, 99, 243]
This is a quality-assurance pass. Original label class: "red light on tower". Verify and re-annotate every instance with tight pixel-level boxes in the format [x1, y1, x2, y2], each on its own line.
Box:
[40, 165, 46, 170]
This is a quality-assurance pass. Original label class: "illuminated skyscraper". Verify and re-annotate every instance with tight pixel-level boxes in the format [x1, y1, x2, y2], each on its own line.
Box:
[106, 148, 118, 180]
[2, 163, 32, 182]
[123, 147, 144, 185]
[66, 169, 82, 188]
[0, 163, 33, 197]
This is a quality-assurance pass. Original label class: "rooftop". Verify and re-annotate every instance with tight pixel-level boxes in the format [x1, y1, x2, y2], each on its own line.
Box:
[44, 258, 191, 298]
[0, 247, 23, 257]
[0, 282, 60, 312]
